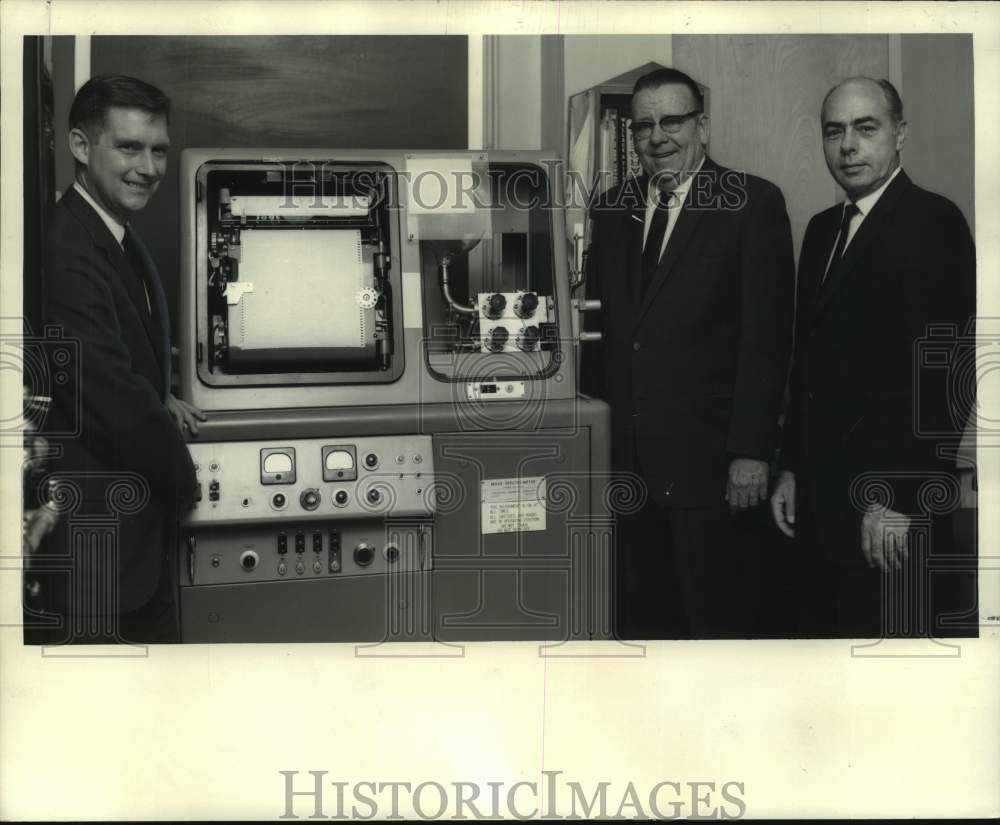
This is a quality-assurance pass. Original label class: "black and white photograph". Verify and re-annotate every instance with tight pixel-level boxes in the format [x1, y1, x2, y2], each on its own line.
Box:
[2, 0, 998, 820]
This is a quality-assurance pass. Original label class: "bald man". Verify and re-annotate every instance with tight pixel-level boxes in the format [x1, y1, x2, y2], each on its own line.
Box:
[772, 78, 976, 637]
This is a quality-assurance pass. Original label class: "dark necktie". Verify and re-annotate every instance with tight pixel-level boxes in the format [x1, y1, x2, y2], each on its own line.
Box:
[823, 202, 860, 282]
[123, 226, 171, 400]
[640, 189, 676, 297]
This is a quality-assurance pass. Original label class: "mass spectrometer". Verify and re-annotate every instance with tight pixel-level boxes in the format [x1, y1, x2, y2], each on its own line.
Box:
[176, 150, 616, 643]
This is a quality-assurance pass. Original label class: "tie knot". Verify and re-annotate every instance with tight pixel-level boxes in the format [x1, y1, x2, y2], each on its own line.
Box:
[842, 203, 860, 224]
[655, 189, 677, 209]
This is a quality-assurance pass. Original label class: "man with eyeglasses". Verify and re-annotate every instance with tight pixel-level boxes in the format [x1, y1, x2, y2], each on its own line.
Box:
[583, 67, 795, 639]
[771, 77, 975, 637]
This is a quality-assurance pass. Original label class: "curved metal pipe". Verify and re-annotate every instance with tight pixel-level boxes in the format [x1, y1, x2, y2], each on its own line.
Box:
[439, 258, 478, 316]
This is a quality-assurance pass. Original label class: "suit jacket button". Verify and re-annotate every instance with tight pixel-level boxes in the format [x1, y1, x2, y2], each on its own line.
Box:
[632, 341, 641, 351]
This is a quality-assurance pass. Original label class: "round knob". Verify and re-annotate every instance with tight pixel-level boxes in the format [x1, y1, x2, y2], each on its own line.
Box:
[299, 488, 320, 510]
[517, 325, 540, 352]
[354, 543, 375, 567]
[515, 292, 539, 318]
[366, 487, 382, 505]
[239, 550, 259, 571]
[384, 544, 400, 563]
[487, 327, 509, 352]
[272, 493, 286, 509]
[333, 489, 349, 507]
[484, 293, 507, 319]
[364, 452, 379, 469]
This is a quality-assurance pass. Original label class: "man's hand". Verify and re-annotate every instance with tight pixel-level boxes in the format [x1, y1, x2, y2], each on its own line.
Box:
[166, 393, 206, 436]
[770, 469, 796, 538]
[860, 506, 911, 571]
[725, 457, 769, 513]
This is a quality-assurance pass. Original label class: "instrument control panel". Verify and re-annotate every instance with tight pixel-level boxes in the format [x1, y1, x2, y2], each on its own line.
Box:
[183, 521, 430, 585]
[184, 435, 435, 527]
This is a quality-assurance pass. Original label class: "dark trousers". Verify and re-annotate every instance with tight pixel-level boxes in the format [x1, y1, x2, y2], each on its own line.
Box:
[24, 537, 180, 646]
[614, 499, 763, 639]
[796, 511, 978, 639]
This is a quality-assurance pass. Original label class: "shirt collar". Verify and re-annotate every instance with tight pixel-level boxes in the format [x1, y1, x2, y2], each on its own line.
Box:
[647, 155, 706, 206]
[851, 165, 902, 217]
[73, 181, 127, 247]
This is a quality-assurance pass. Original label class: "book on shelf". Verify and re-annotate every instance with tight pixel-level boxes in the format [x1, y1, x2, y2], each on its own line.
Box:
[599, 108, 619, 190]
[623, 117, 642, 178]
[602, 107, 643, 187]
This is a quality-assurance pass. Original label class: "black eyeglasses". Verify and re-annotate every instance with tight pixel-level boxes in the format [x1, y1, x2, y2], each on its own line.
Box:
[631, 110, 703, 140]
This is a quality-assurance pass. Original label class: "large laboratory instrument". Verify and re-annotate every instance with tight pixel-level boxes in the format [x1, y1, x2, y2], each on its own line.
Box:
[176, 150, 613, 643]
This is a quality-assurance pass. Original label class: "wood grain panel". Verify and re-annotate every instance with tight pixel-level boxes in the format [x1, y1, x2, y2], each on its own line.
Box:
[674, 35, 888, 262]
[94, 36, 467, 149]
[90, 35, 468, 321]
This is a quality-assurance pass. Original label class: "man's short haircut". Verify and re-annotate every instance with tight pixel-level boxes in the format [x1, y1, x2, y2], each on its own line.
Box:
[69, 74, 171, 136]
[876, 79, 904, 125]
[821, 76, 904, 125]
[632, 67, 704, 112]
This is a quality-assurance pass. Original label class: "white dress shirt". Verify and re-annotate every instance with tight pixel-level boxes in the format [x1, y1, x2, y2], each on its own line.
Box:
[642, 155, 706, 263]
[825, 165, 903, 276]
[73, 181, 151, 313]
[73, 181, 126, 247]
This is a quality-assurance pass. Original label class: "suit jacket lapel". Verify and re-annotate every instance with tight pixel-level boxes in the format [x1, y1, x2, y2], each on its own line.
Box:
[63, 188, 164, 372]
[625, 177, 646, 306]
[814, 171, 911, 313]
[636, 159, 714, 324]
[798, 209, 840, 332]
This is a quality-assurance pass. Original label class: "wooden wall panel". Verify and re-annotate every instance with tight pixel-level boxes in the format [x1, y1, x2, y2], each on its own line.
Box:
[88, 35, 468, 325]
[673, 35, 888, 261]
[92, 35, 467, 149]
[901, 34, 975, 235]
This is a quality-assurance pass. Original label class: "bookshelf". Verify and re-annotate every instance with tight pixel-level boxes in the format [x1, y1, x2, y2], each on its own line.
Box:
[564, 62, 710, 282]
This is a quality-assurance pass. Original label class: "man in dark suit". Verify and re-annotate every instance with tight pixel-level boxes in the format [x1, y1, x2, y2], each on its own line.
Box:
[33, 75, 203, 644]
[771, 77, 976, 638]
[583, 68, 795, 638]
